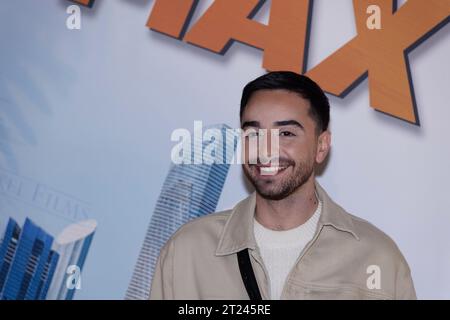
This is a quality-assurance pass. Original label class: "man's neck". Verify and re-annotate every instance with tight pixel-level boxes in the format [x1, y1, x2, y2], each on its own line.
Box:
[254, 175, 318, 231]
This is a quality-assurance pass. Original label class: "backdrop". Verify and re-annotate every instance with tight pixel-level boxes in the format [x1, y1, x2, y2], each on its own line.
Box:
[0, 0, 449, 299]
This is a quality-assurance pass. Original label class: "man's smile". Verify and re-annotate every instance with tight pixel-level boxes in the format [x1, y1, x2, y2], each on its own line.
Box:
[250, 163, 292, 178]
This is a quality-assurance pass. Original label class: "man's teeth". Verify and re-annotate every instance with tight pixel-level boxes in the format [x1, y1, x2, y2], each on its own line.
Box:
[259, 166, 286, 175]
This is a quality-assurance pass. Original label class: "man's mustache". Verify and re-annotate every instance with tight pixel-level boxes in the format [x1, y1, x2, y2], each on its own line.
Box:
[247, 158, 295, 167]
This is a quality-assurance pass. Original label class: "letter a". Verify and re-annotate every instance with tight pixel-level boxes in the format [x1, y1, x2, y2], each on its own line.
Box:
[184, 0, 313, 73]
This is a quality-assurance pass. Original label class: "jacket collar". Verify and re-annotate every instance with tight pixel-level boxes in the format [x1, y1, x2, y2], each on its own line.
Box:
[215, 181, 360, 256]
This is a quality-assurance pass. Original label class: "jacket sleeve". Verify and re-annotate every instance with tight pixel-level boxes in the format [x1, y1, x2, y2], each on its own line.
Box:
[149, 239, 175, 300]
[395, 257, 417, 300]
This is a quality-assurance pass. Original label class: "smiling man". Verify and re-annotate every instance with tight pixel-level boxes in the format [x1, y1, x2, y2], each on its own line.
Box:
[150, 71, 416, 300]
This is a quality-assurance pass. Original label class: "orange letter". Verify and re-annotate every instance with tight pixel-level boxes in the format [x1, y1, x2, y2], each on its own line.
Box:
[306, 0, 450, 124]
[70, 0, 95, 8]
[184, 0, 312, 73]
[147, 0, 199, 39]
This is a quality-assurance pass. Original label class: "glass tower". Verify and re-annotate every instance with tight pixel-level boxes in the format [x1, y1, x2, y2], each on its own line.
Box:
[46, 219, 97, 300]
[125, 123, 236, 300]
[0, 218, 59, 300]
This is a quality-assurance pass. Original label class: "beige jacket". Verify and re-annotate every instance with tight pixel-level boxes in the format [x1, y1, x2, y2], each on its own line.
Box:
[150, 182, 416, 300]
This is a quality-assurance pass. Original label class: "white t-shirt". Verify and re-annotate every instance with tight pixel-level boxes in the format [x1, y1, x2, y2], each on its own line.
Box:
[253, 200, 322, 299]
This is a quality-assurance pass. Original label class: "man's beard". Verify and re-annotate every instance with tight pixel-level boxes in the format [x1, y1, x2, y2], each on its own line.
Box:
[243, 158, 314, 201]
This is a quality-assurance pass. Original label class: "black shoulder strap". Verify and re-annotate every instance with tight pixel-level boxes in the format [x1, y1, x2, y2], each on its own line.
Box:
[237, 249, 262, 300]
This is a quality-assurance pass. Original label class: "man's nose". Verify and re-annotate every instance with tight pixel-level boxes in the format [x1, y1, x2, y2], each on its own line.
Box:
[258, 129, 279, 164]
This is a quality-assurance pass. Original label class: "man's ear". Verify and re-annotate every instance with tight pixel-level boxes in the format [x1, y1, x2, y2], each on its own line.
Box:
[316, 130, 331, 164]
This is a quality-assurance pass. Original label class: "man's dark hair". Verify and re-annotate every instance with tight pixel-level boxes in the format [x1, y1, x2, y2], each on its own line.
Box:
[240, 71, 330, 133]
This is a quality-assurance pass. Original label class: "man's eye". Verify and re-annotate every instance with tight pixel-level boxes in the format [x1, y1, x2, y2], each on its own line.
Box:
[245, 132, 259, 138]
[280, 131, 295, 137]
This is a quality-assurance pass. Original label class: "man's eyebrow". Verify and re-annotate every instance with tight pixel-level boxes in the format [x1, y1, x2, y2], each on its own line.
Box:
[273, 120, 304, 130]
[241, 121, 260, 128]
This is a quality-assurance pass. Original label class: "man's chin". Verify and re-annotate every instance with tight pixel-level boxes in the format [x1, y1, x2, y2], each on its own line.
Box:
[257, 192, 290, 201]
[254, 185, 291, 201]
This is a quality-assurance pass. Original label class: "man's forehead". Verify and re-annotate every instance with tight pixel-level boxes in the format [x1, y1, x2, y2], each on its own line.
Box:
[242, 102, 310, 122]
[245, 90, 310, 113]
[247, 88, 309, 102]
